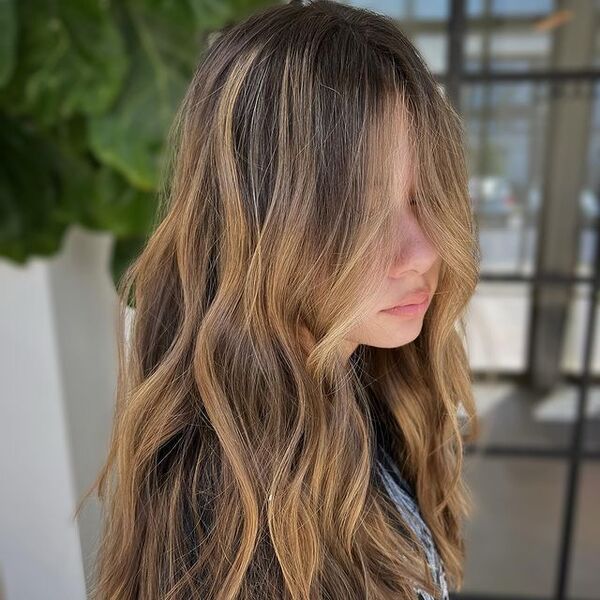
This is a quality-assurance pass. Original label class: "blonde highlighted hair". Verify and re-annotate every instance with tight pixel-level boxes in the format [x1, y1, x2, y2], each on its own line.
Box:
[78, 1, 481, 598]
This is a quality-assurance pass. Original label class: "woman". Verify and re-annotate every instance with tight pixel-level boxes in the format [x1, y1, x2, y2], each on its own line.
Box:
[81, 0, 481, 598]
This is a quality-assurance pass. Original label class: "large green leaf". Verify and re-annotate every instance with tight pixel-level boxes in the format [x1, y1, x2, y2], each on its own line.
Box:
[82, 167, 159, 237]
[110, 235, 149, 301]
[0, 114, 68, 263]
[0, 0, 128, 126]
[86, 0, 278, 192]
[0, 0, 280, 277]
[0, 0, 17, 86]
[0, 111, 159, 264]
[187, 0, 278, 30]
[87, 1, 204, 191]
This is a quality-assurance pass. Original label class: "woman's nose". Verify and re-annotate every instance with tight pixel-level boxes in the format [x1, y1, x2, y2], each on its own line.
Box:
[387, 213, 439, 279]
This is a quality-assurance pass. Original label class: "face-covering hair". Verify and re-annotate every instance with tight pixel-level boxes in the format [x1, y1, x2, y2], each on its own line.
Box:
[78, 1, 482, 598]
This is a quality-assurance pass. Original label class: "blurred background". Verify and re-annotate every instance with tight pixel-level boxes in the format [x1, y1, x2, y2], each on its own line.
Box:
[1, 1, 599, 599]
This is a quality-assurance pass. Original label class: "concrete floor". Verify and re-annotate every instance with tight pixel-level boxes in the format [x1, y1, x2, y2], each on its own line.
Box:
[457, 382, 600, 599]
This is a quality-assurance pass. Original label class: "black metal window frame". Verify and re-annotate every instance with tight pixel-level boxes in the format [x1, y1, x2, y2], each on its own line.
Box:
[434, 2, 600, 599]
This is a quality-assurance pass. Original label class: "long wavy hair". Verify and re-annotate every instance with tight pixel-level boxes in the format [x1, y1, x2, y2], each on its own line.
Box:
[78, 1, 481, 598]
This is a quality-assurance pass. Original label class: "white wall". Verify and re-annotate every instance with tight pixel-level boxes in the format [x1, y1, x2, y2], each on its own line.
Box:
[0, 225, 118, 600]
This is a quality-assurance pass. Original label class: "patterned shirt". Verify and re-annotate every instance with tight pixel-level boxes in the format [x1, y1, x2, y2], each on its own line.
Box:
[375, 445, 449, 600]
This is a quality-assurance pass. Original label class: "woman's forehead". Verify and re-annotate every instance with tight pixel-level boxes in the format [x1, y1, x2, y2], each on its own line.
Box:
[371, 97, 418, 208]
[387, 127, 417, 206]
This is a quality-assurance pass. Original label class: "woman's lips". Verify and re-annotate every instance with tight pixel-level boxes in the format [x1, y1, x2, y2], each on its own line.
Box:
[381, 291, 431, 317]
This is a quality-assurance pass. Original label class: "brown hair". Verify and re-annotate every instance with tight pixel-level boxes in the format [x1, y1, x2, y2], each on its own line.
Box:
[78, 1, 481, 598]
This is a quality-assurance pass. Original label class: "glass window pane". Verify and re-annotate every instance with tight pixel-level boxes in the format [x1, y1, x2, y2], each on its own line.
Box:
[343, 0, 448, 74]
[344, 0, 408, 19]
[576, 81, 600, 278]
[413, 0, 449, 20]
[567, 284, 600, 381]
[413, 33, 447, 73]
[584, 393, 600, 453]
[468, 0, 555, 17]
[463, 82, 550, 275]
[562, 283, 594, 376]
[466, 1, 600, 72]
[466, 285, 594, 450]
[467, 282, 531, 372]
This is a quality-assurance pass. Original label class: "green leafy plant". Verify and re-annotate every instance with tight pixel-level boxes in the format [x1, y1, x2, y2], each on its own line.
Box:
[0, 0, 277, 286]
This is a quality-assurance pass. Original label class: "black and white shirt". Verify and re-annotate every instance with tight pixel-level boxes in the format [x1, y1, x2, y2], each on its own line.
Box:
[375, 445, 449, 600]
